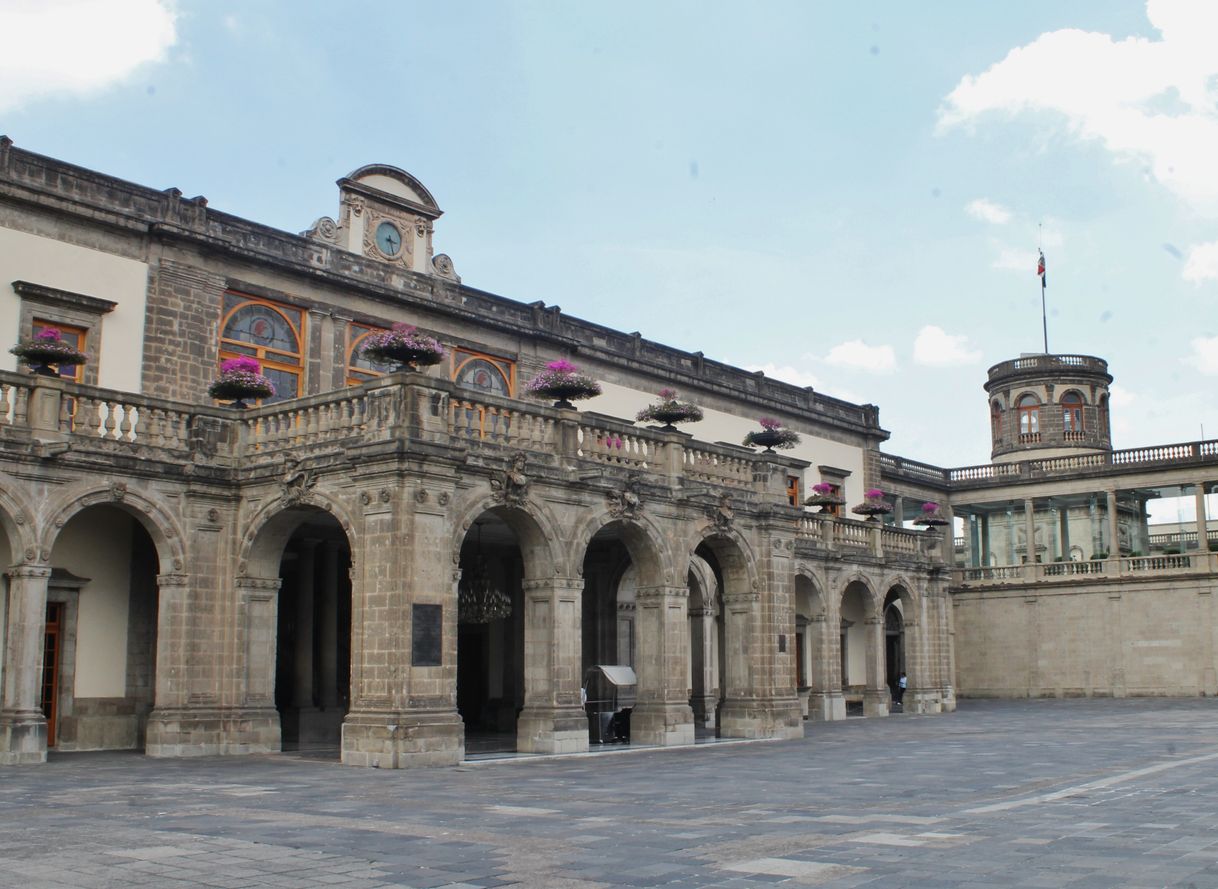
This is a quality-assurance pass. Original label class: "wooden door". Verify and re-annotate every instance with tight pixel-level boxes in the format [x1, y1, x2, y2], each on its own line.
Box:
[42, 602, 64, 747]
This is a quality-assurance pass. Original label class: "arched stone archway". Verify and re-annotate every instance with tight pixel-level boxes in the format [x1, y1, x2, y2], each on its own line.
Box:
[580, 514, 689, 747]
[239, 501, 355, 755]
[796, 571, 843, 721]
[687, 553, 719, 729]
[839, 575, 888, 717]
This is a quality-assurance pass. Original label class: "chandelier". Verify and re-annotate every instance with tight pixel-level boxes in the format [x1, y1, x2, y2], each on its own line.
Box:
[458, 525, 512, 624]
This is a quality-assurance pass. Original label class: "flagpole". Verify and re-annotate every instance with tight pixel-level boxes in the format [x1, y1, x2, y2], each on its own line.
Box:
[1038, 224, 1048, 354]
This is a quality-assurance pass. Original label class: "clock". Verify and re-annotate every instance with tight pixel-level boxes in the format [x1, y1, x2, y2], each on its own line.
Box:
[375, 221, 402, 257]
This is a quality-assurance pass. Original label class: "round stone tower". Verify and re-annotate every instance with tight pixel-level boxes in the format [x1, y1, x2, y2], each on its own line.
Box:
[984, 354, 1113, 463]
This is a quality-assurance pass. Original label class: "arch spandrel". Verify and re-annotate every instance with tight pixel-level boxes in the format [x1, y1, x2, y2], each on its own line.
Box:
[567, 509, 672, 584]
[238, 488, 358, 578]
[837, 571, 881, 615]
[0, 471, 39, 562]
[448, 489, 564, 582]
[39, 482, 187, 573]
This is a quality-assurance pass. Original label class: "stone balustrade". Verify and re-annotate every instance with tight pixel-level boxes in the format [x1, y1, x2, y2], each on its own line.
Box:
[0, 371, 799, 500]
[881, 440, 1218, 489]
[952, 551, 1215, 587]
[795, 513, 937, 561]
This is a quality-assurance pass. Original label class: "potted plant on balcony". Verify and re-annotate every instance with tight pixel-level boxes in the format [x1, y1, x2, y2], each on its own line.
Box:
[10, 327, 86, 377]
[358, 323, 445, 370]
[851, 488, 892, 520]
[635, 388, 703, 431]
[913, 501, 950, 529]
[743, 417, 801, 453]
[805, 482, 845, 512]
[208, 356, 275, 408]
[525, 359, 602, 409]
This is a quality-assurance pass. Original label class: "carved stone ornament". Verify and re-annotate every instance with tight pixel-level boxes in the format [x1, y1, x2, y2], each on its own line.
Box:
[431, 253, 461, 283]
[379, 488, 391, 503]
[490, 452, 530, 508]
[606, 476, 643, 520]
[110, 481, 127, 501]
[14, 511, 25, 525]
[280, 455, 316, 505]
[438, 492, 450, 506]
[345, 195, 365, 217]
[415, 488, 430, 503]
[708, 493, 734, 531]
[360, 491, 372, 505]
[302, 216, 340, 243]
[206, 508, 220, 523]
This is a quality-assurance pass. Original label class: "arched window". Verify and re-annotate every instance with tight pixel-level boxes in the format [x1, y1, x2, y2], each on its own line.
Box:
[219, 293, 304, 403]
[452, 351, 514, 397]
[1098, 395, 1110, 440]
[1061, 391, 1084, 438]
[990, 400, 1003, 442]
[1017, 394, 1040, 441]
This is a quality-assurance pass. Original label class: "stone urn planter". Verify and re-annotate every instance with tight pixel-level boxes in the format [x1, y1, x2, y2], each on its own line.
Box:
[525, 359, 602, 409]
[913, 501, 950, 530]
[743, 418, 801, 454]
[10, 328, 86, 377]
[805, 483, 846, 513]
[635, 388, 703, 431]
[358, 323, 445, 371]
[208, 356, 276, 408]
[851, 489, 893, 521]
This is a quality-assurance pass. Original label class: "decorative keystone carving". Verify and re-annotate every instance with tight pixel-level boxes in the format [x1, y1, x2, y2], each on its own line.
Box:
[708, 493, 734, 531]
[110, 481, 127, 501]
[606, 476, 643, 520]
[415, 488, 430, 503]
[490, 452, 530, 508]
[281, 455, 316, 504]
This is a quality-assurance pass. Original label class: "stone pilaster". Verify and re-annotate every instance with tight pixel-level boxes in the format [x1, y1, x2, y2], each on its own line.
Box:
[517, 577, 588, 754]
[0, 564, 52, 764]
[229, 576, 282, 753]
[632, 585, 694, 747]
[862, 614, 889, 717]
[805, 613, 845, 720]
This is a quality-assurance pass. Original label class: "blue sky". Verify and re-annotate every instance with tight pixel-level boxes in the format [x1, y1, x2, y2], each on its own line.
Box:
[4, 0, 1217, 467]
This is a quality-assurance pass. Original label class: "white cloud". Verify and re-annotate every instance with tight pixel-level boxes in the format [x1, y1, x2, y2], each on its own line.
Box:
[824, 340, 896, 373]
[966, 199, 1012, 225]
[746, 363, 822, 390]
[1183, 240, 1218, 283]
[913, 326, 982, 367]
[992, 246, 1036, 272]
[1185, 336, 1218, 374]
[0, 0, 177, 114]
[939, 0, 1218, 214]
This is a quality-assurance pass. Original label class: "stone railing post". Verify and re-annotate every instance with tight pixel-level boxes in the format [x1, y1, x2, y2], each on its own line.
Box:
[0, 564, 52, 764]
[27, 376, 67, 444]
[862, 613, 889, 717]
[556, 410, 582, 462]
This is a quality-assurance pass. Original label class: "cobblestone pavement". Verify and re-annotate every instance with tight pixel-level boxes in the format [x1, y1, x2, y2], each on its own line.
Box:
[3, 699, 1218, 888]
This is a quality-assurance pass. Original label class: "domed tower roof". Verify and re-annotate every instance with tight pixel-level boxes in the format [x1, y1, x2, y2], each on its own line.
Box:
[984, 354, 1113, 464]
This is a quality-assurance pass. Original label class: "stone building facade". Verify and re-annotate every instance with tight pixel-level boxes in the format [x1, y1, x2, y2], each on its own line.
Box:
[0, 140, 952, 767]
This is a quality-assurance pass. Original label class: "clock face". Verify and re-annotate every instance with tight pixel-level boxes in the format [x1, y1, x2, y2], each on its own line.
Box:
[375, 221, 402, 257]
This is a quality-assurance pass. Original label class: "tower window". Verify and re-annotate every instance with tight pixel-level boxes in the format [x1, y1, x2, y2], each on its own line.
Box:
[1061, 392, 1084, 438]
[1017, 394, 1040, 442]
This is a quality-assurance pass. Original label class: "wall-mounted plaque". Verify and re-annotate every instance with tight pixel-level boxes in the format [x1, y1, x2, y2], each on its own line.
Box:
[411, 603, 442, 666]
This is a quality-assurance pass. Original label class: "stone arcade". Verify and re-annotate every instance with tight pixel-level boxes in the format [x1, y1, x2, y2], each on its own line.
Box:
[3, 140, 1216, 769]
[0, 140, 953, 766]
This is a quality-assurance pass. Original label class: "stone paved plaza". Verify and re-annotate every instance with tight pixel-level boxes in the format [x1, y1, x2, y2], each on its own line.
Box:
[3, 700, 1218, 889]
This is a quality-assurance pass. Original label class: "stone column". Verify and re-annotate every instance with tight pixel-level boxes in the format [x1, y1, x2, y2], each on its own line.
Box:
[862, 613, 889, 717]
[517, 577, 589, 753]
[0, 564, 52, 764]
[319, 542, 340, 709]
[231, 576, 282, 754]
[1106, 490, 1121, 562]
[293, 539, 317, 710]
[631, 585, 695, 746]
[688, 607, 718, 727]
[718, 589, 770, 737]
[805, 613, 845, 720]
[1023, 499, 1037, 579]
[1195, 484, 1209, 555]
[145, 573, 211, 757]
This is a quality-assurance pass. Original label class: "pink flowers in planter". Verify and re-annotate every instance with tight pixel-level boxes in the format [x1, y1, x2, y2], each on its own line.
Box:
[358, 323, 445, 369]
[525, 359, 602, 408]
[208, 356, 275, 405]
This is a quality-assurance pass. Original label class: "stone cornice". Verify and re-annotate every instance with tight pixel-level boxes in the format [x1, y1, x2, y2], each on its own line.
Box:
[12, 280, 118, 315]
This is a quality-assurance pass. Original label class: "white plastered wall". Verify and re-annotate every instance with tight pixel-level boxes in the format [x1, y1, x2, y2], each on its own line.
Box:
[587, 382, 867, 503]
[0, 227, 149, 392]
[49, 509, 133, 698]
[840, 589, 868, 686]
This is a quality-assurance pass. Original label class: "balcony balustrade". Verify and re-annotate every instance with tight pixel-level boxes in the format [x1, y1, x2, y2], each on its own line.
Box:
[952, 551, 1215, 587]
